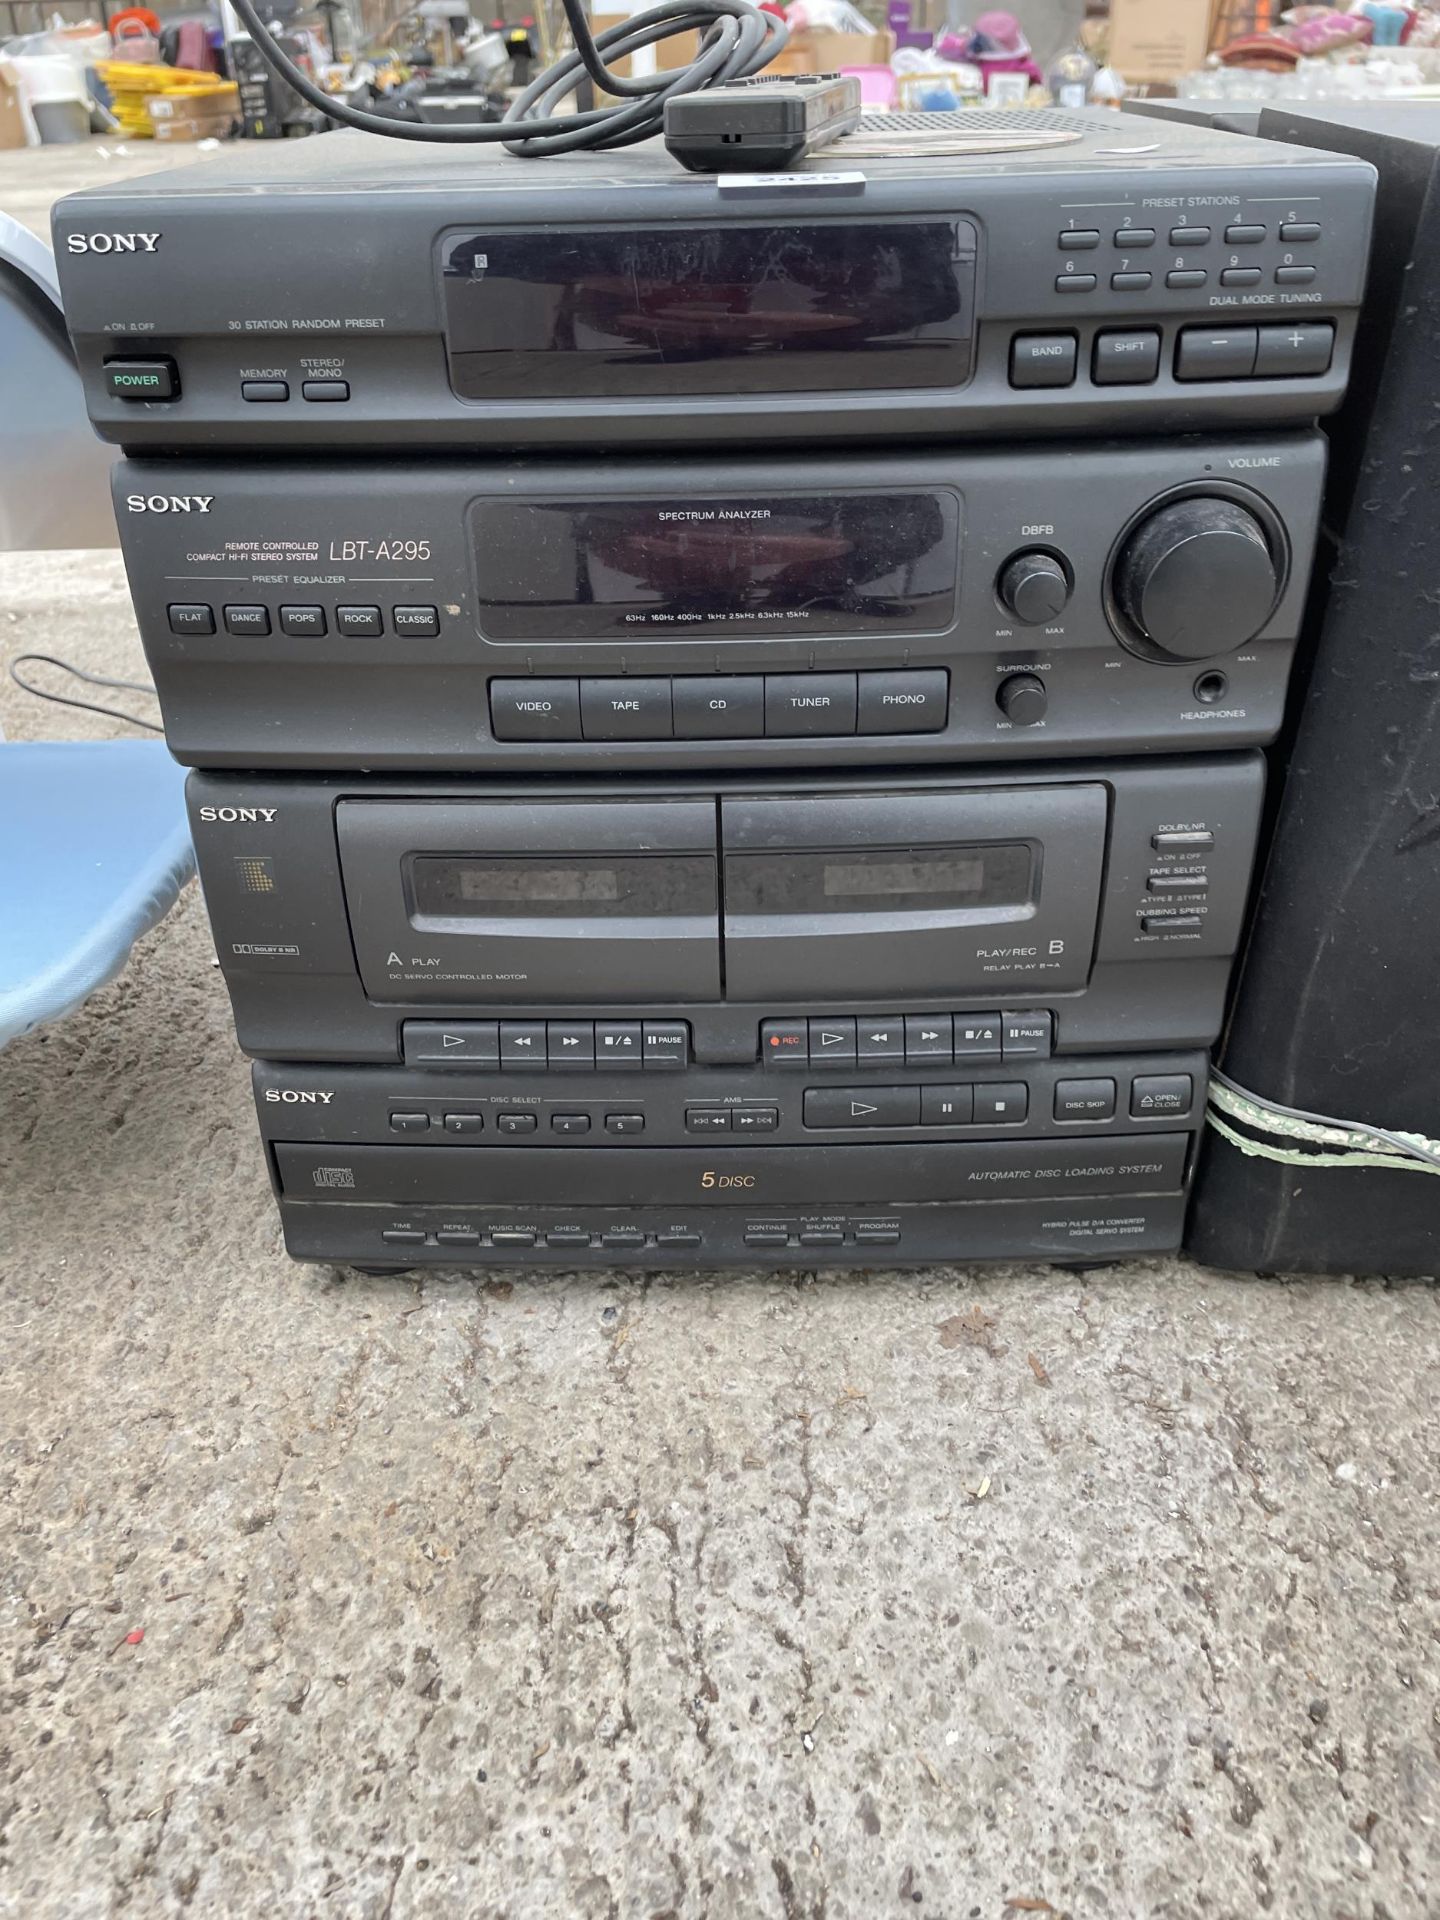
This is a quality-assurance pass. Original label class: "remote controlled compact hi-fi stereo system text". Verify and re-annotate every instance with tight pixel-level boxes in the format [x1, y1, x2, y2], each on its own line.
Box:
[53, 109, 1378, 1272]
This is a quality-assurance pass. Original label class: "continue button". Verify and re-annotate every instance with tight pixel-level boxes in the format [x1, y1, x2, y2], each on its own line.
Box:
[104, 357, 178, 401]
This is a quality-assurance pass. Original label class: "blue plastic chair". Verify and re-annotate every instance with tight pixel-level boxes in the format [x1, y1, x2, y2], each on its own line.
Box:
[0, 741, 194, 1048]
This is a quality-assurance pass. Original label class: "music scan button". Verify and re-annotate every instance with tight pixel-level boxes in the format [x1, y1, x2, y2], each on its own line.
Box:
[104, 357, 178, 401]
[803, 1086, 921, 1129]
[808, 1017, 857, 1067]
[857, 670, 949, 734]
[761, 1019, 809, 1067]
[402, 1020, 499, 1068]
[490, 679, 581, 741]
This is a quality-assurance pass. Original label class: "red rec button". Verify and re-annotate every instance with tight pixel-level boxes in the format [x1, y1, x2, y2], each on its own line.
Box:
[760, 1018, 808, 1066]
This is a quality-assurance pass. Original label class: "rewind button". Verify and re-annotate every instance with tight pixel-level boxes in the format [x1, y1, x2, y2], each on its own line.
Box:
[500, 1021, 548, 1067]
[807, 1016, 857, 1067]
[857, 1018, 905, 1065]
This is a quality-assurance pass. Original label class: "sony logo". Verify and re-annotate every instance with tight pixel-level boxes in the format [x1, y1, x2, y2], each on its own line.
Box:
[263, 1089, 335, 1104]
[198, 805, 277, 823]
[125, 494, 213, 514]
[67, 231, 161, 255]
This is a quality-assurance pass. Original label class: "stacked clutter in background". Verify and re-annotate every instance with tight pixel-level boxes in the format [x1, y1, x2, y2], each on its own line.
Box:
[97, 61, 239, 142]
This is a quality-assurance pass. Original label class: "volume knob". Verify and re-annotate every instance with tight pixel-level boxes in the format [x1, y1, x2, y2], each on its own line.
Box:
[1114, 496, 1280, 661]
[999, 551, 1070, 625]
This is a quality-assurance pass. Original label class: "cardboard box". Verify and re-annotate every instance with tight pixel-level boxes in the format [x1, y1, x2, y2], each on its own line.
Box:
[765, 27, 895, 75]
[146, 85, 239, 140]
[0, 64, 31, 149]
[1107, 0, 1218, 86]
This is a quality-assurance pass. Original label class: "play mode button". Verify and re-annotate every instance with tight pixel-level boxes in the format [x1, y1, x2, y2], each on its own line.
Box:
[104, 358, 179, 401]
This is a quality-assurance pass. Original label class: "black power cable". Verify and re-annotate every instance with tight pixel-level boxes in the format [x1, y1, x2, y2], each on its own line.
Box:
[227, 0, 787, 154]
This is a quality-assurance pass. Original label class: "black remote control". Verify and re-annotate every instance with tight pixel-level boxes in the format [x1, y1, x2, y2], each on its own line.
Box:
[664, 73, 862, 173]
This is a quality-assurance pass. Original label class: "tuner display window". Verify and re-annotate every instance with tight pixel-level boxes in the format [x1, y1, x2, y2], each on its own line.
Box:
[440, 220, 976, 400]
[469, 491, 959, 643]
[725, 843, 1033, 916]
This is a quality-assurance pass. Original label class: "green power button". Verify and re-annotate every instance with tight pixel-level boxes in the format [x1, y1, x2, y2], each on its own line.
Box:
[103, 358, 179, 401]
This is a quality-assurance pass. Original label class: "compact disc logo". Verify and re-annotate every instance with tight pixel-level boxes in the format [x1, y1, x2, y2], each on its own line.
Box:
[67, 231, 161, 255]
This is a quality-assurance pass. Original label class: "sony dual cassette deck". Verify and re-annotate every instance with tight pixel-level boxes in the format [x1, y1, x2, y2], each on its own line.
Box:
[53, 110, 1378, 1270]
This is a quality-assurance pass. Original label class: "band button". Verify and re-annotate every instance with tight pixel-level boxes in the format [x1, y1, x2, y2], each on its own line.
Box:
[1009, 333, 1077, 389]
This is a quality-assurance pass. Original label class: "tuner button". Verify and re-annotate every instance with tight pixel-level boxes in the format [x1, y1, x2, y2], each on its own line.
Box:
[999, 551, 1071, 625]
[997, 673, 1048, 726]
[1115, 497, 1279, 660]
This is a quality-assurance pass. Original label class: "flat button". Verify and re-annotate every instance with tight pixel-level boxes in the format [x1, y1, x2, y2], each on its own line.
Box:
[606, 1114, 644, 1134]
[672, 676, 764, 739]
[1220, 267, 1262, 288]
[443, 1113, 484, 1134]
[765, 673, 857, 737]
[1225, 224, 1265, 244]
[1175, 327, 1257, 381]
[733, 1107, 778, 1131]
[301, 379, 349, 402]
[436, 1228, 481, 1245]
[224, 604, 270, 636]
[798, 1229, 844, 1247]
[973, 1082, 1028, 1125]
[1009, 334, 1077, 389]
[382, 1229, 426, 1245]
[239, 378, 287, 402]
[550, 1112, 592, 1134]
[1058, 229, 1100, 249]
[392, 605, 439, 637]
[857, 669, 948, 734]
[1170, 226, 1211, 246]
[547, 1020, 595, 1069]
[905, 1015, 953, 1065]
[402, 1020, 499, 1068]
[803, 1086, 920, 1129]
[857, 1018, 904, 1066]
[167, 603, 214, 635]
[595, 1021, 642, 1069]
[499, 1021, 547, 1067]
[953, 1016, 1002, 1063]
[1114, 227, 1155, 247]
[280, 605, 326, 636]
[642, 1021, 689, 1069]
[807, 1016, 857, 1068]
[1054, 1078, 1117, 1122]
[686, 1109, 731, 1132]
[761, 1019, 809, 1067]
[1166, 269, 1208, 291]
[1001, 1011, 1053, 1058]
[581, 677, 673, 741]
[336, 605, 382, 636]
[1280, 221, 1321, 243]
[545, 1230, 593, 1248]
[490, 1229, 536, 1246]
[1274, 265, 1317, 287]
[1130, 1073, 1194, 1119]
[1110, 271, 1152, 292]
[1093, 329, 1160, 386]
[1254, 321, 1334, 378]
[1055, 273, 1097, 294]
[490, 679, 581, 741]
[1152, 829, 1213, 851]
[105, 357, 178, 401]
[1142, 913, 1203, 932]
[921, 1085, 974, 1125]
[389, 1111, 429, 1132]
[496, 1112, 538, 1134]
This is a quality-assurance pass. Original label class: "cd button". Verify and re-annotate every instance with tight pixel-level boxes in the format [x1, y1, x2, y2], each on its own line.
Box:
[595, 1021, 642, 1068]
[1058, 229, 1100, 249]
[402, 1020, 500, 1068]
[765, 673, 857, 737]
[1054, 1078, 1116, 1122]
[761, 1018, 809, 1067]
[904, 1015, 953, 1064]
[581, 677, 673, 741]
[672, 675, 764, 739]
[1130, 1074, 1194, 1119]
[500, 1020, 547, 1067]
[952, 1016, 1002, 1062]
[807, 1016, 857, 1067]
[224, 604, 270, 636]
[1254, 321, 1334, 377]
[547, 1019, 595, 1069]
[388, 1111, 429, 1132]
[490, 679, 581, 741]
[1009, 334, 1077, 389]
[167, 603, 215, 635]
[803, 1086, 920, 1129]
[443, 1112, 484, 1134]
[920, 1085, 974, 1125]
[604, 1112, 645, 1135]
[973, 1082, 1028, 1125]
[496, 1112, 538, 1134]
[1093, 329, 1161, 386]
[642, 1021, 689, 1068]
[856, 1018, 904, 1065]
[336, 605, 382, 636]
[857, 669, 948, 734]
[279, 605, 326, 636]
[1110, 271, 1152, 293]
[1175, 326, 1257, 381]
[550, 1112, 592, 1134]
[392, 605, 439, 636]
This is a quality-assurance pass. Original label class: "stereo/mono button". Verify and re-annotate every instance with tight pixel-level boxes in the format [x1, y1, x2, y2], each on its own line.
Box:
[301, 379, 349, 402]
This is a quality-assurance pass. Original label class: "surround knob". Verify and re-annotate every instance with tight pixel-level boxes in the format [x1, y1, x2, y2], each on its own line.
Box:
[1113, 496, 1280, 661]
[999, 550, 1070, 625]
[996, 673, 1048, 726]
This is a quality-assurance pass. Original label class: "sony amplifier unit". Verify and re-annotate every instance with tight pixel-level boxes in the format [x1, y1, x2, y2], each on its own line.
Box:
[117, 437, 1324, 771]
[52, 112, 1374, 453]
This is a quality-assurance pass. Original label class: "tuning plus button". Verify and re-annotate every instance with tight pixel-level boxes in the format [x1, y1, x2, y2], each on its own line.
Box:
[996, 673, 1048, 727]
[998, 551, 1070, 626]
[1113, 497, 1280, 661]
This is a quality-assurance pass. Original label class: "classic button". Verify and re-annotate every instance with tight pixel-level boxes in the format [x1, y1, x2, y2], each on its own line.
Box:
[920, 1085, 974, 1125]
[167, 603, 214, 635]
[1225, 224, 1265, 244]
[402, 1021, 500, 1068]
[389, 1111, 429, 1132]
[224, 604, 270, 636]
[491, 1229, 536, 1245]
[1147, 872, 1209, 893]
[1274, 265, 1317, 287]
[764, 673, 857, 737]
[1001, 1011, 1053, 1058]
[1165, 269, 1208, 291]
[605, 1112, 645, 1134]
[550, 1112, 592, 1134]
[953, 1016, 1002, 1062]
[642, 1021, 689, 1068]
[489, 679, 581, 741]
[1279, 221, 1321, 243]
[803, 1086, 920, 1129]
[1054, 1078, 1116, 1122]
[239, 378, 287, 402]
[857, 669, 949, 734]
[105, 357, 178, 400]
[547, 1020, 595, 1069]
[686, 1109, 731, 1132]
[1152, 829, 1213, 851]
[1093, 329, 1161, 386]
[807, 1016, 857, 1068]
[1170, 226, 1211, 246]
[500, 1021, 547, 1067]
[280, 605, 326, 636]
[733, 1107, 779, 1132]
[301, 379, 349, 402]
[672, 675, 764, 739]
[1219, 267, 1262, 288]
[436, 1228, 481, 1245]
[496, 1112, 538, 1134]
[657, 1232, 701, 1247]
[336, 605, 382, 636]
[392, 605, 439, 637]
[973, 1082, 1028, 1125]
[443, 1113, 485, 1134]
[1055, 273, 1097, 294]
[798, 1229, 844, 1247]
[745, 1229, 790, 1247]
[1254, 321, 1334, 378]
[761, 1019, 809, 1067]
[1058, 229, 1100, 249]
[1175, 326, 1257, 381]
[1114, 227, 1155, 247]
[595, 1021, 642, 1069]
[905, 1015, 953, 1064]
[1130, 1074, 1194, 1119]
[381, 1229, 427, 1245]
[581, 677, 673, 741]
[1009, 334, 1077, 389]
[1142, 913, 1203, 932]
[545, 1230, 593, 1248]
[1110, 271, 1152, 292]
[857, 1018, 904, 1065]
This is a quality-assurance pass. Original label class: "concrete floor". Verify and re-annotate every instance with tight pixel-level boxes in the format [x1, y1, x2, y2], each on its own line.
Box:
[3, 144, 1440, 1920]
